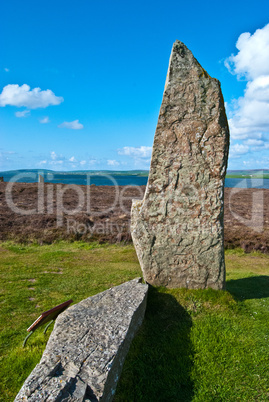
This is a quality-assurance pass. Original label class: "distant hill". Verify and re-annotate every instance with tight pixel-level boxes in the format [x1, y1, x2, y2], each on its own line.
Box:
[226, 169, 269, 178]
[1, 168, 269, 180]
[0, 168, 149, 177]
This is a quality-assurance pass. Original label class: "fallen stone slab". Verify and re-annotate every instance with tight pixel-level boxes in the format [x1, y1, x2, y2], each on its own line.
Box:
[15, 278, 148, 401]
[131, 40, 230, 290]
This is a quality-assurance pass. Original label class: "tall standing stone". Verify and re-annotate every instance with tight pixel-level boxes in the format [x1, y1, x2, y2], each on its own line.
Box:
[131, 40, 230, 290]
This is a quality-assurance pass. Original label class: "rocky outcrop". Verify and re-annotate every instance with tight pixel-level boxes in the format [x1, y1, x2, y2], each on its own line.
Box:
[15, 278, 148, 401]
[131, 40, 230, 290]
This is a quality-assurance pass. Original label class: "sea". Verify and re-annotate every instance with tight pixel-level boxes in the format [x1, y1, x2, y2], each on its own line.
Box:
[0, 170, 269, 189]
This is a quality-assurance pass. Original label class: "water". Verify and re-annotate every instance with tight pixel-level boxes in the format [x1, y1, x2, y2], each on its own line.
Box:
[1, 170, 269, 189]
[0, 171, 149, 186]
[225, 178, 269, 189]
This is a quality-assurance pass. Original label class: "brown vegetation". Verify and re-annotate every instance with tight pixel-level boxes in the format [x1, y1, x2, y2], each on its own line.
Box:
[0, 182, 268, 253]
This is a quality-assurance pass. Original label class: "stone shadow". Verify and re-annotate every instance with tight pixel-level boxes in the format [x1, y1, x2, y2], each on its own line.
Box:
[226, 275, 269, 300]
[114, 286, 194, 401]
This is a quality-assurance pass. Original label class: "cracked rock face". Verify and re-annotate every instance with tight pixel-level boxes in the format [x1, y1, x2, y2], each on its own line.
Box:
[15, 279, 148, 401]
[131, 40, 229, 290]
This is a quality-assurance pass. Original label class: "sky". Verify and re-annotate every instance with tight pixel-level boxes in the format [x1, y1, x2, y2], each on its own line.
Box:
[1, 0, 269, 172]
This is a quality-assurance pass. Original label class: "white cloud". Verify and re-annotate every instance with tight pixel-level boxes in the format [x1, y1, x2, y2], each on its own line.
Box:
[107, 159, 120, 166]
[243, 138, 269, 151]
[225, 24, 269, 80]
[58, 120, 83, 130]
[243, 158, 269, 168]
[15, 109, 30, 118]
[0, 84, 63, 109]
[40, 116, 50, 124]
[117, 145, 152, 169]
[229, 143, 249, 159]
[244, 139, 266, 147]
[38, 151, 67, 167]
[227, 77, 269, 139]
[232, 143, 249, 154]
[50, 151, 58, 160]
[225, 24, 269, 150]
[38, 152, 97, 170]
[89, 159, 98, 165]
[118, 146, 152, 158]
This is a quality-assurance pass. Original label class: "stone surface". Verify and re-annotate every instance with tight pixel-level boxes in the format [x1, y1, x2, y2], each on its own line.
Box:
[15, 278, 148, 401]
[131, 40, 230, 290]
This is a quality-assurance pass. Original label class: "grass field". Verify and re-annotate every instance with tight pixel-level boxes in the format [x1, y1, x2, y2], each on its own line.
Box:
[0, 242, 268, 401]
[226, 174, 269, 179]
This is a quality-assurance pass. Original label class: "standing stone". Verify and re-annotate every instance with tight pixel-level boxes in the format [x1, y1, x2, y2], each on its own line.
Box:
[131, 40, 229, 290]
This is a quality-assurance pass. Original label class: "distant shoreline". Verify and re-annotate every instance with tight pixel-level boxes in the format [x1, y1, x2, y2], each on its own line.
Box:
[1, 170, 269, 189]
[1, 169, 269, 189]
[1, 168, 269, 180]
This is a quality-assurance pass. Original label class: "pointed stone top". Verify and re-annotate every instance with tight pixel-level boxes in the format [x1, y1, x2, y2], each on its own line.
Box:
[165, 40, 213, 91]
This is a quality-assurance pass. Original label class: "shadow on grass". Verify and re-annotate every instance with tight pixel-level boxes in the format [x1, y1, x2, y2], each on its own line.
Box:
[114, 286, 194, 402]
[226, 275, 269, 300]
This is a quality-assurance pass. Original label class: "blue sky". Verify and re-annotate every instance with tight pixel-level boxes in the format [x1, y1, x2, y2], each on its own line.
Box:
[1, 0, 269, 171]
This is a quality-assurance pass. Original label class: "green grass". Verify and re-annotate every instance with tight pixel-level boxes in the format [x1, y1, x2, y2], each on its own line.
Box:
[0, 241, 141, 401]
[226, 174, 269, 179]
[0, 243, 268, 401]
